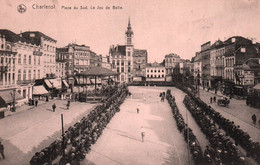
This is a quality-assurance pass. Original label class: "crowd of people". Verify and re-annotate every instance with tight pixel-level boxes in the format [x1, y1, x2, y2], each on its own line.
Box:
[30, 84, 129, 165]
[176, 84, 260, 164]
[184, 95, 245, 165]
[165, 90, 204, 164]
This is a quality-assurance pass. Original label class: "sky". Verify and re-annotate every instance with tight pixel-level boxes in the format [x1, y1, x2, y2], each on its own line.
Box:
[1, 0, 260, 63]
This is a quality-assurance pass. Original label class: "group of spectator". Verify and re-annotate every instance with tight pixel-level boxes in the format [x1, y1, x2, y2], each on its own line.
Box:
[176, 83, 260, 164]
[165, 90, 204, 164]
[30, 84, 129, 165]
[184, 95, 244, 165]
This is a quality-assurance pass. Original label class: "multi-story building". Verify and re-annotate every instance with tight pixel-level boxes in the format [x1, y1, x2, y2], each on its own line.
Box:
[133, 49, 147, 81]
[193, 52, 202, 84]
[0, 30, 42, 105]
[164, 53, 180, 75]
[146, 62, 165, 82]
[20, 31, 57, 78]
[234, 58, 260, 86]
[210, 40, 224, 89]
[57, 44, 91, 76]
[109, 19, 147, 83]
[55, 61, 66, 79]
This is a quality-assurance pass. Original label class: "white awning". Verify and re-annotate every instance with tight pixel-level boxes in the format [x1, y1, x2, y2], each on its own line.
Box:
[33, 85, 49, 95]
[48, 79, 62, 89]
[62, 80, 69, 88]
[44, 79, 52, 88]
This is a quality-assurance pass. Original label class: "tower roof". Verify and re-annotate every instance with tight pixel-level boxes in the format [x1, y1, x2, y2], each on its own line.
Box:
[125, 18, 133, 37]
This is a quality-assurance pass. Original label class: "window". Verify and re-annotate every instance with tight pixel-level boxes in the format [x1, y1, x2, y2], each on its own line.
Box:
[33, 70, 36, 80]
[34, 56, 36, 65]
[117, 67, 119, 72]
[23, 69, 26, 80]
[128, 52, 130, 56]
[28, 70, 31, 80]
[121, 60, 124, 66]
[128, 67, 131, 73]
[147, 70, 149, 72]
[0, 57, 3, 64]
[18, 69, 21, 81]
[117, 60, 119, 65]
[38, 70, 40, 79]
[128, 61, 131, 65]
[155, 70, 157, 73]
[121, 67, 124, 73]
[12, 73, 15, 82]
[158, 75, 160, 78]
[29, 55, 31, 64]
[162, 70, 164, 72]
[162, 75, 164, 77]
[151, 70, 153, 72]
[24, 55, 27, 64]
[158, 70, 160, 73]
[38, 56, 40, 65]
[18, 54, 21, 64]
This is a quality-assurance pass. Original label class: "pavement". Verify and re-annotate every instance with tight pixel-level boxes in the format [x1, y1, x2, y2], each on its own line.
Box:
[198, 88, 260, 142]
[0, 98, 98, 165]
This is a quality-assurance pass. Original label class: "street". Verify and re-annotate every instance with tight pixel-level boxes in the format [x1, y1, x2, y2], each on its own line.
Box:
[0, 99, 98, 165]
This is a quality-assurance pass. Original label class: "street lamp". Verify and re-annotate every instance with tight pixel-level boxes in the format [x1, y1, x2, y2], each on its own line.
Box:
[50, 82, 54, 99]
[10, 89, 16, 112]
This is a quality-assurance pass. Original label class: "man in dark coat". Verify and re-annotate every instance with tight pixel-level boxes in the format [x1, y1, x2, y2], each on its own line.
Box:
[252, 114, 257, 124]
[52, 103, 56, 112]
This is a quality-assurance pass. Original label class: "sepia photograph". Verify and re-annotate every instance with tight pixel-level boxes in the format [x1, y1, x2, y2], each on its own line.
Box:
[0, 0, 260, 164]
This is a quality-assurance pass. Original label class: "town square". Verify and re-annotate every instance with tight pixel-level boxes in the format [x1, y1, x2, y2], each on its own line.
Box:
[0, 0, 260, 165]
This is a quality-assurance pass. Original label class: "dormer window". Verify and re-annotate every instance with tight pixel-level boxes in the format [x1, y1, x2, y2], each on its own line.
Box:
[241, 48, 246, 52]
[232, 38, 236, 43]
[30, 33, 35, 37]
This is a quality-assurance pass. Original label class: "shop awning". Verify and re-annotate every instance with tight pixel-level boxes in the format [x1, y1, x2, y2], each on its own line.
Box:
[0, 89, 23, 104]
[33, 85, 49, 95]
[62, 80, 69, 88]
[253, 83, 260, 90]
[48, 79, 62, 89]
[44, 79, 53, 88]
[0, 96, 7, 108]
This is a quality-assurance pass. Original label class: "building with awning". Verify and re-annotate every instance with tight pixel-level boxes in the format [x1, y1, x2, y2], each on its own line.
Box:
[45, 79, 62, 89]
[33, 85, 49, 96]
[0, 89, 24, 105]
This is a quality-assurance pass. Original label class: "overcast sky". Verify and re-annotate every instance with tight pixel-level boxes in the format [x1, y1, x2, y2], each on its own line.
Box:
[1, 0, 260, 62]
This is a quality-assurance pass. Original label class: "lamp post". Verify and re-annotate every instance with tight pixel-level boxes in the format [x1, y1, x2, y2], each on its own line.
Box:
[51, 82, 54, 99]
[197, 70, 200, 98]
[10, 89, 16, 112]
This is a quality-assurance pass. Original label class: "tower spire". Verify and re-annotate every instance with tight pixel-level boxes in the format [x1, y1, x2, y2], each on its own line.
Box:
[125, 17, 133, 37]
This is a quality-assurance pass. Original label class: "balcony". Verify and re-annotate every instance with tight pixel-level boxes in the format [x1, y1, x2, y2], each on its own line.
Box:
[17, 79, 35, 85]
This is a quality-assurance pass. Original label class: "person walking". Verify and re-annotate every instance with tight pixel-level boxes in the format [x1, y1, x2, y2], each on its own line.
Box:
[213, 96, 216, 102]
[52, 103, 56, 112]
[252, 114, 257, 124]
[137, 108, 140, 114]
[141, 127, 145, 142]
[0, 141, 5, 159]
[66, 101, 70, 110]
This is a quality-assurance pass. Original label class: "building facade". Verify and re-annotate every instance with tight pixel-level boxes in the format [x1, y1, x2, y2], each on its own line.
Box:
[133, 49, 147, 81]
[57, 44, 91, 77]
[21, 31, 57, 78]
[0, 30, 43, 105]
[109, 19, 147, 83]
[164, 53, 180, 75]
[146, 62, 166, 82]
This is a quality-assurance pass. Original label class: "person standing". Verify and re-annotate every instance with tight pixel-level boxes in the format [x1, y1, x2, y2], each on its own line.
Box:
[35, 99, 38, 107]
[0, 141, 5, 159]
[141, 127, 145, 142]
[52, 103, 56, 112]
[66, 101, 70, 110]
[252, 114, 257, 124]
[137, 108, 139, 114]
